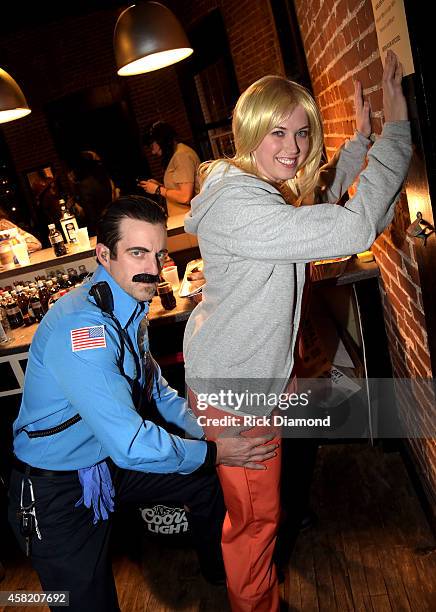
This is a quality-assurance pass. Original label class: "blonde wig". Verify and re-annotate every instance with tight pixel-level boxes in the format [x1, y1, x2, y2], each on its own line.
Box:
[199, 75, 324, 204]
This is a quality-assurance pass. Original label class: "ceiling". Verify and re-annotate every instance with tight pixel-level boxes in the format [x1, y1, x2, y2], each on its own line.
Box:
[1, 1, 128, 33]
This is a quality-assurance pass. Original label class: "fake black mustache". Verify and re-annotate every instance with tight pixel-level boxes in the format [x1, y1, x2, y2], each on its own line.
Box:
[132, 273, 160, 284]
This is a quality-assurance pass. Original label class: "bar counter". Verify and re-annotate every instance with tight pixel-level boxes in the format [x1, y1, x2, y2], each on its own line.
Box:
[0, 257, 378, 357]
[0, 237, 98, 285]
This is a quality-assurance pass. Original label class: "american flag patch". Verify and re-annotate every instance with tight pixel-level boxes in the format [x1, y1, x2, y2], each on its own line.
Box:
[71, 325, 106, 352]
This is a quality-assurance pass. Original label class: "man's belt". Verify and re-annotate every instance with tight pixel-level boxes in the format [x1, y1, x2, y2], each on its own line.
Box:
[12, 456, 77, 478]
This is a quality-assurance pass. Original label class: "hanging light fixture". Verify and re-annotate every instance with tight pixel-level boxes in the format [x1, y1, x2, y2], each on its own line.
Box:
[0, 68, 31, 124]
[114, 2, 193, 76]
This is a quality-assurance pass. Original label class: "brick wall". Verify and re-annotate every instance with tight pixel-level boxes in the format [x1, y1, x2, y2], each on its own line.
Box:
[170, 0, 285, 90]
[294, 0, 435, 516]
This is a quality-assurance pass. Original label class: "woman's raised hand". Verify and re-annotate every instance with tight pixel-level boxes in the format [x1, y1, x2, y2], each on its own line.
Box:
[382, 50, 408, 122]
[354, 80, 371, 138]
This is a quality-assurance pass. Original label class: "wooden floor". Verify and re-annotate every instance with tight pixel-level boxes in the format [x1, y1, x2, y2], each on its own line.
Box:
[1, 444, 435, 611]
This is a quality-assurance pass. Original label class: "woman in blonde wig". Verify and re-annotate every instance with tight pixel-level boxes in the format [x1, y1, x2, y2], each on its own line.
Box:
[184, 50, 411, 611]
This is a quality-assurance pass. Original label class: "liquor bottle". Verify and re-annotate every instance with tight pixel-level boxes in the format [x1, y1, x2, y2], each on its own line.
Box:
[0, 318, 8, 343]
[61, 273, 73, 290]
[17, 287, 34, 326]
[14, 287, 29, 317]
[48, 224, 67, 257]
[45, 279, 56, 295]
[162, 253, 176, 268]
[67, 267, 79, 286]
[5, 294, 24, 329]
[29, 289, 44, 322]
[37, 280, 50, 313]
[59, 200, 78, 244]
[0, 294, 10, 341]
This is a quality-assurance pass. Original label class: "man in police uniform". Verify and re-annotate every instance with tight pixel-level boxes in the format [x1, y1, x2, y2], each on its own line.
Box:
[8, 196, 278, 611]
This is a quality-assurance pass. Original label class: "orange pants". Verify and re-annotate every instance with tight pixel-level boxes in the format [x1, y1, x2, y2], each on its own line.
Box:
[188, 389, 281, 612]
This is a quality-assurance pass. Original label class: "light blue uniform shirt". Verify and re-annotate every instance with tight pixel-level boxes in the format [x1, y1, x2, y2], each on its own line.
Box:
[13, 265, 206, 473]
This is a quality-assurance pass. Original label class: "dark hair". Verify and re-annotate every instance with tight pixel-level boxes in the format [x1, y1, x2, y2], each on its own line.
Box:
[96, 195, 167, 259]
[142, 121, 177, 168]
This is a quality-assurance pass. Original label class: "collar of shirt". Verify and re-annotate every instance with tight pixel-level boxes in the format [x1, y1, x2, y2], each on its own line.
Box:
[89, 265, 149, 329]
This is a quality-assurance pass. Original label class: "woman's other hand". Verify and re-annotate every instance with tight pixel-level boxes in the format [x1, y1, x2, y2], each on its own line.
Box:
[354, 80, 371, 138]
[382, 50, 408, 122]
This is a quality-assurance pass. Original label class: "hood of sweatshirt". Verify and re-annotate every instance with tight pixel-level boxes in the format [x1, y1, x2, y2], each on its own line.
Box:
[184, 161, 280, 236]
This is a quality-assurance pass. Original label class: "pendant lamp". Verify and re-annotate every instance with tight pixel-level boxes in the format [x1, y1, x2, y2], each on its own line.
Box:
[114, 2, 193, 76]
[0, 68, 31, 124]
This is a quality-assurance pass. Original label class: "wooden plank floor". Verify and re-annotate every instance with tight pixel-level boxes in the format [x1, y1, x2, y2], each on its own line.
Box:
[1, 444, 435, 611]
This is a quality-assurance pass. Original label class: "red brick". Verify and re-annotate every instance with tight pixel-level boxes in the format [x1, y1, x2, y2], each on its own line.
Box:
[397, 271, 419, 303]
[367, 58, 384, 88]
[378, 252, 399, 282]
[384, 240, 404, 267]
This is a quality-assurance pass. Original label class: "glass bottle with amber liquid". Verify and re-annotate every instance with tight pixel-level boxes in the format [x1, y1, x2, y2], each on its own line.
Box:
[5, 294, 24, 329]
[37, 280, 50, 313]
[48, 224, 67, 257]
[29, 288, 44, 322]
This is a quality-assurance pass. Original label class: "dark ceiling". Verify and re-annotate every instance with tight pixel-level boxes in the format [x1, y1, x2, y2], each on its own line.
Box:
[1, 1, 128, 33]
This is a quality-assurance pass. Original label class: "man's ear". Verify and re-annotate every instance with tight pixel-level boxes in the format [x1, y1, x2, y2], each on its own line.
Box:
[95, 243, 110, 267]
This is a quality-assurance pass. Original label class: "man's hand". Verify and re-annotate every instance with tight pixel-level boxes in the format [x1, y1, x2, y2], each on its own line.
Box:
[382, 50, 408, 122]
[215, 429, 279, 470]
[354, 80, 371, 138]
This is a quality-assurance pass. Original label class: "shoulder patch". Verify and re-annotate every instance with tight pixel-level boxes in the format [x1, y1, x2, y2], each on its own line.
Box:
[71, 325, 106, 352]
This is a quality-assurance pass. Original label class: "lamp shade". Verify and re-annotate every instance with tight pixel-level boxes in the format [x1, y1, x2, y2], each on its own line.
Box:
[114, 2, 193, 76]
[0, 68, 31, 124]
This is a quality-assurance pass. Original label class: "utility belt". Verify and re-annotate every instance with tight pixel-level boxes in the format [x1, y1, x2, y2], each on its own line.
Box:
[13, 455, 116, 558]
[12, 455, 115, 478]
[12, 455, 78, 477]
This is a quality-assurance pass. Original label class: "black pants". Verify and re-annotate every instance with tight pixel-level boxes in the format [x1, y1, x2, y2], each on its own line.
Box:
[8, 464, 225, 612]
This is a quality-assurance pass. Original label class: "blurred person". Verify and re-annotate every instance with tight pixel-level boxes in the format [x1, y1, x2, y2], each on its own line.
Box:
[67, 152, 115, 236]
[139, 121, 200, 216]
[0, 205, 41, 253]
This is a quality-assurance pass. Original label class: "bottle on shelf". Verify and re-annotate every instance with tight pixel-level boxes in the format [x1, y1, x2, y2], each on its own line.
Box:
[28, 288, 44, 323]
[162, 253, 176, 268]
[59, 200, 78, 244]
[60, 273, 73, 290]
[48, 224, 67, 257]
[5, 293, 24, 329]
[37, 280, 50, 313]
[67, 267, 79, 286]
[45, 280, 56, 296]
[0, 318, 8, 344]
[0, 294, 11, 341]
[13, 286, 33, 326]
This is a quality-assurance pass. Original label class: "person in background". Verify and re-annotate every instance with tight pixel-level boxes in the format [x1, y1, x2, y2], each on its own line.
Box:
[80, 151, 120, 201]
[0, 205, 41, 253]
[183, 50, 411, 611]
[67, 151, 117, 236]
[8, 195, 278, 612]
[139, 121, 201, 217]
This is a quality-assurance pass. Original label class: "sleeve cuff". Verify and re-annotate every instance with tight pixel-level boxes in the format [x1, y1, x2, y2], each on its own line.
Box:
[192, 440, 217, 474]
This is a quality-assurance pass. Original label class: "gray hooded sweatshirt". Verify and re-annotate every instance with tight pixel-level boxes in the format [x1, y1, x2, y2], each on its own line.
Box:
[183, 122, 412, 415]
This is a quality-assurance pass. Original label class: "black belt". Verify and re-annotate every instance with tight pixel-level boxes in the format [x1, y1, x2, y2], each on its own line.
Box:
[13, 456, 77, 477]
